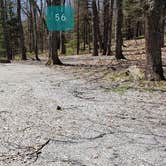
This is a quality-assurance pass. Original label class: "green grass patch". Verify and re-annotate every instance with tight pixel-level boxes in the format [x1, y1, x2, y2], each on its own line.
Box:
[113, 84, 131, 94]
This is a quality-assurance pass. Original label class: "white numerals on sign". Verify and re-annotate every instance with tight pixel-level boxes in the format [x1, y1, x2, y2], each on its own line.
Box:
[61, 14, 67, 21]
[55, 14, 67, 22]
[55, 14, 60, 21]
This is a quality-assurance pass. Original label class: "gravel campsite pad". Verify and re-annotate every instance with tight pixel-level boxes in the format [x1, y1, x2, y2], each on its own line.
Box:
[0, 62, 166, 166]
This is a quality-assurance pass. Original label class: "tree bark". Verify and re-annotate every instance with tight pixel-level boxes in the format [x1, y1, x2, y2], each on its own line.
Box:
[160, 3, 165, 48]
[40, 0, 44, 53]
[107, 0, 114, 56]
[92, 0, 99, 56]
[145, 0, 165, 80]
[76, 0, 80, 55]
[96, 0, 103, 52]
[47, 0, 62, 65]
[60, 32, 66, 55]
[115, 0, 126, 59]
[0, 0, 12, 60]
[29, 1, 35, 52]
[60, 0, 66, 55]
[103, 0, 110, 55]
[17, 0, 27, 60]
[32, 2, 40, 60]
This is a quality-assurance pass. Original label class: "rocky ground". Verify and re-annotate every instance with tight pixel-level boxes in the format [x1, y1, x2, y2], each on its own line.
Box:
[0, 58, 166, 166]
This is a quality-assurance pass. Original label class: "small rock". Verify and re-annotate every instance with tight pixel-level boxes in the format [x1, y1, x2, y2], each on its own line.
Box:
[57, 106, 62, 110]
[160, 121, 166, 126]
[127, 65, 144, 80]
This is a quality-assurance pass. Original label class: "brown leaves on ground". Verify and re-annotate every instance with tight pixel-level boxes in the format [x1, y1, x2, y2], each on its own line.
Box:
[59, 38, 166, 92]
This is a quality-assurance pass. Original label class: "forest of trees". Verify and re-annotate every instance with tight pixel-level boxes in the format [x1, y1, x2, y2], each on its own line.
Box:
[0, 0, 165, 81]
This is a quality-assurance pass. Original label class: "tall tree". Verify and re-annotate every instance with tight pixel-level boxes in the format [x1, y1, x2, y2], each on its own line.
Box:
[27, 0, 34, 52]
[160, 2, 166, 47]
[39, 0, 44, 53]
[76, 0, 80, 55]
[103, 0, 110, 55]
[144, 0, 165, 80]
[31, 0, 40, 60]
[46, 0, 62, 65]
[17, 0, 27, 60]
[92, 0, 99, 56]
[60, 0, 66, 55]
[107, 0, 114, 56]
[96, 1, 103, 53]
[115, 0, 126, 59]
[0, 0, 12, 60]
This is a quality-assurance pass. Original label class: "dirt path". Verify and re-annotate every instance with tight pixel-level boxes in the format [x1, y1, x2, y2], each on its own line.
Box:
[0, 62, 166, 166]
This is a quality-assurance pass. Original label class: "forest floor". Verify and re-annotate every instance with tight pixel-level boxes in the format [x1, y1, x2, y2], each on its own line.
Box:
[0, 39, 166, 166]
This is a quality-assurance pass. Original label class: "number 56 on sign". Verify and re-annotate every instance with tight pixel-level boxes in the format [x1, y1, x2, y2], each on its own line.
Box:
[46, 6, 74, 31]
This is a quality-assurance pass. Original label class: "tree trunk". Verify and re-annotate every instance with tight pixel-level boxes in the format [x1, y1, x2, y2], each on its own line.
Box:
[83, 21, 86, 51]
[107, 0, 114, 56]
[60, 0, 66, 55]
[60, 32, 66, 55]
[0, 0, 12, 60]
[160, 3, 165, 47]
[115, 0, 125, 59]
[17, 0, 27, 60]
[39, 0, 44, 53]
[145, 0, 165, 80]
[28, 17, 33, 52]
[76, 0, 80, 55]
[103, 0, 110, 55]
[88, 23, 91, 53]
[96, 0, 103, 52]
[29, 2, 35, 52]
[49, 32, 62, 65]
[92, 0, 99, 56]
[32, 3, 40, 60]
[47, 0, 62, 65]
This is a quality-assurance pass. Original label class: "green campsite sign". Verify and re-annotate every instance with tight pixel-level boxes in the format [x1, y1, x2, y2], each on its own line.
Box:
[46, 6, 74, 31]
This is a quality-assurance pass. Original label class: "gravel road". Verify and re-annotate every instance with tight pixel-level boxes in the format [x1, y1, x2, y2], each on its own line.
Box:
[0, 62, 166, 166]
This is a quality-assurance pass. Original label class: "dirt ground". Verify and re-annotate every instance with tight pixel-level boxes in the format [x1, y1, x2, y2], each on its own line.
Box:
[0, 54, 166, 166]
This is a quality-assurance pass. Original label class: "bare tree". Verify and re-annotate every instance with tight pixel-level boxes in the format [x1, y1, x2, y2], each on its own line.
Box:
[76, 0, 80, 55]
[92, 0, 99, 56]
[31, 0, 40, 60]
[107, 0, 114, 56]
[103, 0, 110, 55]
[144, 0, 165, 80]
[17, 0, 27, 60]
[0, 0, 12, 60]
[115, 0, 126, 59]
[160, 2, 166, 47]
[46, 0, 62, 65]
